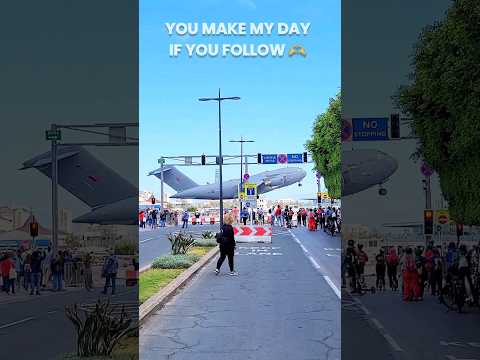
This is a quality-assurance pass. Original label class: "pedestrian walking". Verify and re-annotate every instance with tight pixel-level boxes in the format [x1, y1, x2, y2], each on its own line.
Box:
[51, 251, 65, 292]
[102, 250, 118, 295]
[386, 247, 399, 291]
[375, 249, 386, 291]
[30, 249, 43, 295]
[215, 213, 237, 276]
[402, 247, 419, 301]
[83, 252, 94, 291]
[182, 210, 189, 229]
[240, 207, 249, 226]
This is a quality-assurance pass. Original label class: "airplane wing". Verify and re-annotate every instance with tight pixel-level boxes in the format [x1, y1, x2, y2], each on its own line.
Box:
[21, 145, 137, 208]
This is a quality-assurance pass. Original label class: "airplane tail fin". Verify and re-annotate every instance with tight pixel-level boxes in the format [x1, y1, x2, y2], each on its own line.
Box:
[149, 166, 198, 192]
[21, 146, 137, 208]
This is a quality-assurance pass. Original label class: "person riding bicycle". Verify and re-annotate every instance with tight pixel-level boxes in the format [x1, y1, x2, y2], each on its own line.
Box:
[344, 240, 361, 293]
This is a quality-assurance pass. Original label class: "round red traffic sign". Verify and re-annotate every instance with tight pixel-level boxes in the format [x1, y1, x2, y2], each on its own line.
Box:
[278, 154, 288, 164]
[438, 215, 448, 224]
[421, 162, 433, 177]
[243, 173, 250, 181]
[341, 119, 352, 142]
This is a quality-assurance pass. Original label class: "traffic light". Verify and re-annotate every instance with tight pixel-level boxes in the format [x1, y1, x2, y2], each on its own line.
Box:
[303, 152, 308, 163]
[30, 221, 38, 238]
[257, 153, 262, 164]
[424, 209, 433, 235]
[390, 113, 400, 139]
[201, 154, 206, 165]
[151, 196, 156, 204]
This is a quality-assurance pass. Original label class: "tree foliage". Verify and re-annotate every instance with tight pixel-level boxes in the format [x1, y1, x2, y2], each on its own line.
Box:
[306, 92, 341, 198]
[396, 0, 480, 224]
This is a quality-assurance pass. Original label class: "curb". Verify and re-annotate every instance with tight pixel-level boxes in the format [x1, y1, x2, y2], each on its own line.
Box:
[139, 246, 220, 324]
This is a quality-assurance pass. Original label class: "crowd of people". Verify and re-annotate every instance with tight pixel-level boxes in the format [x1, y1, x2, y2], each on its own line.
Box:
[139, 204, 342, 235]
[0, 246, 137, 297]
[343, 239, 480, 310]
[0, 247, 77, 296]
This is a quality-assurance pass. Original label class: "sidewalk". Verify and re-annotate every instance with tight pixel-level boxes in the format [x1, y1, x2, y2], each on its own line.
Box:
[140, 230, 340, 360]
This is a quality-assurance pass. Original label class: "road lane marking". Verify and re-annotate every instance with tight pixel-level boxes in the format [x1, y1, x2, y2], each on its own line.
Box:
[140, 237, 155, 244]
[289, 230, 341, 299]
[352, 296, 404, 353]
[0, 316, 35, 330]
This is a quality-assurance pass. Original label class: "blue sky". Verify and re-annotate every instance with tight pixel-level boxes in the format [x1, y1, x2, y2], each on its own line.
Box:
[139, 0, 340, 200]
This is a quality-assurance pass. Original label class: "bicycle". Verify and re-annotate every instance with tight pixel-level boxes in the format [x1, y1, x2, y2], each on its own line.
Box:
[440, 273, 466, 313]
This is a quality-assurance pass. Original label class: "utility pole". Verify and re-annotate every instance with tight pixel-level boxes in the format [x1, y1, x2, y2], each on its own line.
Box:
[229, 136, 255, 212]
[199, 89, 240, 228]
[160, 157, 165, 212]
[51, 123, 58, 254]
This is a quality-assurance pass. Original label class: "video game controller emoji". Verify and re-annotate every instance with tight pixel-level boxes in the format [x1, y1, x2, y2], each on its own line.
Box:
[288, 45, 307, 57]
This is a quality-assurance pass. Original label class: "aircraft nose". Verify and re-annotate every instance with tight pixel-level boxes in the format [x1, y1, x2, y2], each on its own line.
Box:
[298, 168, 307, 179]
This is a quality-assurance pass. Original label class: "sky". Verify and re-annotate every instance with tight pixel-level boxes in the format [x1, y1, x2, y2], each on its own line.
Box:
[139, 0, 340, 200]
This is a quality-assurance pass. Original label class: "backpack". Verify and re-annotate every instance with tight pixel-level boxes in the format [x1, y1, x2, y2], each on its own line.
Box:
[215, 225, 228, 245]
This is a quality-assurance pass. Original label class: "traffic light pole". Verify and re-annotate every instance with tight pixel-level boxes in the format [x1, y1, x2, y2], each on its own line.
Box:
[160, 157, 165, 212]
[425, 175, 432, 247]
[51, 124, 59, 254]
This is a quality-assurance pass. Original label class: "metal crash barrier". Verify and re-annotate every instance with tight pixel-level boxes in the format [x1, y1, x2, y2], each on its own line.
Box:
[64, 261, 85, 287]
[233, 225, 272, 243]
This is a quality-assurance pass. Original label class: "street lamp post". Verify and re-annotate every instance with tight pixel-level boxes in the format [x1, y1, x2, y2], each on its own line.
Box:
[229, 137, 255, 213]
[51, 124, 59, 253]
[199, 89, 240, 228]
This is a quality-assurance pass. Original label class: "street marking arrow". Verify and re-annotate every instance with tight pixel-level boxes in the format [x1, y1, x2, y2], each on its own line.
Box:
[255, 227, 266, 236]
[240, 226, 252, 236]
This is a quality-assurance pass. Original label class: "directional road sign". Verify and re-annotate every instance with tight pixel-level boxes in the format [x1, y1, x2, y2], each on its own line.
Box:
[352, 118, 388, 141]
[287, 153, 303, 163]
[45, 129, 61, 141]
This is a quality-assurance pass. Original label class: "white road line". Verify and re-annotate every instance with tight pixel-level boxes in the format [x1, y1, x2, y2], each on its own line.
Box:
[289, 230, 341, 299]
[0, 316, 35, 329]
[140, 237, 156, 244]
[300, 244, 309, 253]
[323, 275, 341, 299]
[383, 333, 404, 352]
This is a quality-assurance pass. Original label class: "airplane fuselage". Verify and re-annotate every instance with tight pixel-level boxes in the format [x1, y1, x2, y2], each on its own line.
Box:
[170, 167, 306, 200]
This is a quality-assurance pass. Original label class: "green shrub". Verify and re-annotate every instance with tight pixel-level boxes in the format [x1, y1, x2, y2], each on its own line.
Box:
[65, 300, 136, 358]
[168, 232, 195, 255]
[151, 254, 200, 269]
[201, 231, 215, 239]
[115, 242, 136, 255]
[193, 238, 217, 247]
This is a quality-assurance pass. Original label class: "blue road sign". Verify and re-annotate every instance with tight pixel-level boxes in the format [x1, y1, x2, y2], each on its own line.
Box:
[352, 118, 388, 141]
[287, 153, 303, 163]
[262, 154, 278, 164]
[246, 188, 256, 196]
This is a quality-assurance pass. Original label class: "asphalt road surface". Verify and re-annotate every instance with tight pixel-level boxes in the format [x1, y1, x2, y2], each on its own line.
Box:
[0, 286, 137, 360]
[140, 226, 340, 360]
[346, 288, 480, 360]
[140, 224, 220, 268]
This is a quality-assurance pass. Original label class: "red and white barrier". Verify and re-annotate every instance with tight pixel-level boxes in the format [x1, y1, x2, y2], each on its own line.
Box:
[233, 225, 272, 243]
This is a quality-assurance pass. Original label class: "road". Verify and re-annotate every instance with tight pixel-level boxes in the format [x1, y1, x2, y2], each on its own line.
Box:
[341, 274, 480, 360]
[139, 224, 223, 268]
[0, 286, 137, 360]
[140, 225, 341, 360]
